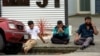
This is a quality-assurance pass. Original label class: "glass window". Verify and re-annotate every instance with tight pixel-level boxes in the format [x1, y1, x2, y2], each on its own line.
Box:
[3, 0, 29, 6]
[80, 0, 90, 11]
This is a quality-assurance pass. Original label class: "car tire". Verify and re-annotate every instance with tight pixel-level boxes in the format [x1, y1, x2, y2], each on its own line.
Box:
[0, 34, 5, 51]
[3, 43, 22, 54]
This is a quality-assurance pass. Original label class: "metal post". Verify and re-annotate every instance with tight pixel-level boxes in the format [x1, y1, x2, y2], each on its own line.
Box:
[64, 0, 68, 26]
[0, 0, 1, 17]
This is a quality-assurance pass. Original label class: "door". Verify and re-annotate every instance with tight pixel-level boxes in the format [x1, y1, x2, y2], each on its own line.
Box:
[95, 0, 100, 14]
[77, 0, 90, 14]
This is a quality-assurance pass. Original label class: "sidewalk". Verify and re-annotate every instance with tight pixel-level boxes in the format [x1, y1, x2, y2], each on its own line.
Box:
[69, 16, 100, 53]
[14, 16, 100, 55]
[24, 16, 100, 55]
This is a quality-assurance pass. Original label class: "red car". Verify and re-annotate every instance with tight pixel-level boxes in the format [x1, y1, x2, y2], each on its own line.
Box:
[0, 17, 29, 54]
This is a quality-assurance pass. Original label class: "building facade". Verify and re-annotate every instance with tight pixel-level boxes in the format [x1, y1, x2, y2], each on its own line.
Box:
[69, 0, 100, 16]
[0, 0, 99, 29]
[0, 0, 100, 17]
[0, 0, 68, 29]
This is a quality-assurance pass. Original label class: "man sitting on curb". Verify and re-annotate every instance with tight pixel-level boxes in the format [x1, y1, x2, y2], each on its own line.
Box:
[51, 20, 70, 44]
[74, 16, 99, 50]
[23, 21, 47, 54]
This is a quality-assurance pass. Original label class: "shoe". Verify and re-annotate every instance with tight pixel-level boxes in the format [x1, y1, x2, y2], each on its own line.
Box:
[90, 42, 95, 45]
[80, 46, 87, 50]
[64, 41, 69, 44]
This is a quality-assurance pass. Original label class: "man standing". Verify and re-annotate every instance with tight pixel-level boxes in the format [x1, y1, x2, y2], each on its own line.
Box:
[51, 20, 70, 44]
[74, 16, 99, 50]
[23, 21, 46, 54]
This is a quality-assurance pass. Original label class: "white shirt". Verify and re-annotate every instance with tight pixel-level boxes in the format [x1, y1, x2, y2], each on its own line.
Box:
[25, 26, 40, 40]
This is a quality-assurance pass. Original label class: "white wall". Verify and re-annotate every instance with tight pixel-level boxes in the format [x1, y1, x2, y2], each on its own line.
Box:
[1, 0, 65, 29]
[91, 0, 95, 14]
[68, 0, 77, 16]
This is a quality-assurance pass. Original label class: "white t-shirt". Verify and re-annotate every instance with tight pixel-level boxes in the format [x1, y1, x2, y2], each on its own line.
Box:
[25, 26, 40, 40]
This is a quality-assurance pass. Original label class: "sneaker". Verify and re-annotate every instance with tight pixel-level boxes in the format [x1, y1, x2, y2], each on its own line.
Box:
[80, 46, 87, 50]
[64, 41, 69, 44]
[90, 42, 95, 45]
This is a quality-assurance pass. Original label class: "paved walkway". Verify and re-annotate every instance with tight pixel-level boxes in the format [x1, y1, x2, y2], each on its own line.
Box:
[34, 16, 100, 55]
[69, 16, 100, 52]
[36, 16, 100, 53]
[18, 16, 100, 55]
[1, 16, 100, 56]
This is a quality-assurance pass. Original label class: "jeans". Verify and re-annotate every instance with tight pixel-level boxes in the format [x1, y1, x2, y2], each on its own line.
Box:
[51, 34, 69, 44]
[74, 37, 93, 47]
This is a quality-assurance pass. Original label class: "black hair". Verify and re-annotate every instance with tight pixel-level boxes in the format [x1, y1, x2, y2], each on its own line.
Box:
[85, 16, 91, 20]
[57, 20, 63, 25]
[28, 21, 34, 25]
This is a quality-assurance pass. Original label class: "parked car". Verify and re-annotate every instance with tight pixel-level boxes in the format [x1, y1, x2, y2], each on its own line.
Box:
[0, 17, 29, 54]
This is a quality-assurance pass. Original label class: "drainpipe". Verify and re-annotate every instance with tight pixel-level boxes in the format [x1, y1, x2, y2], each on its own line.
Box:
[65, 0, 68, 26]
[0, 0, 1, 17]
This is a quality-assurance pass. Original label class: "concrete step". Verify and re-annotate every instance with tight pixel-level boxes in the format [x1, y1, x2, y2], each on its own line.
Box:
[31, 47, 78, 55]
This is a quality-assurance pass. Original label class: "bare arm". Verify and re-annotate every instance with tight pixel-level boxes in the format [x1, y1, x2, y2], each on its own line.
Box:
[92, 26, 99, 35]
[74, 32, 80, 41]
[38, 33, 46, 43]
[91, 22, 99, 35]
[74, 25, 82, 41]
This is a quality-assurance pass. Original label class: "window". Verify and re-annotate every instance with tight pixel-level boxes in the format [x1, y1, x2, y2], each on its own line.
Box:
[3, 0, 30, 6]
[80, 0, 90, 11]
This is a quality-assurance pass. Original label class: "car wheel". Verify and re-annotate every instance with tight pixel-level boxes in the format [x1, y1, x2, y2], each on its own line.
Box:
[4, 43, 22, 54]
[0, 34, 5, 51]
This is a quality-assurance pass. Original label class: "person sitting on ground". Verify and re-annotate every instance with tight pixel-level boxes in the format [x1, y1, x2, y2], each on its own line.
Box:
[23, 21, 46, 54]
[74, 16, 99, 50]
[51, 20, 70, 44]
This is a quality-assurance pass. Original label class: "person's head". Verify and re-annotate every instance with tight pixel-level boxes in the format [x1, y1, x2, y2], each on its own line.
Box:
[85, 16, 92, 25]
[57, 20, 63, 28]
[28, 21, 34, 29]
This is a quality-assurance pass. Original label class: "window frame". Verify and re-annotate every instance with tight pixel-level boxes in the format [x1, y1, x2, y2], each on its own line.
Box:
[3, 0, 30, 6]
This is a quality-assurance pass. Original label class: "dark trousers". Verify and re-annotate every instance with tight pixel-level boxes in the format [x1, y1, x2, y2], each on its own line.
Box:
[74, 37, 93, 47]
[51, 34, 69, 44]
